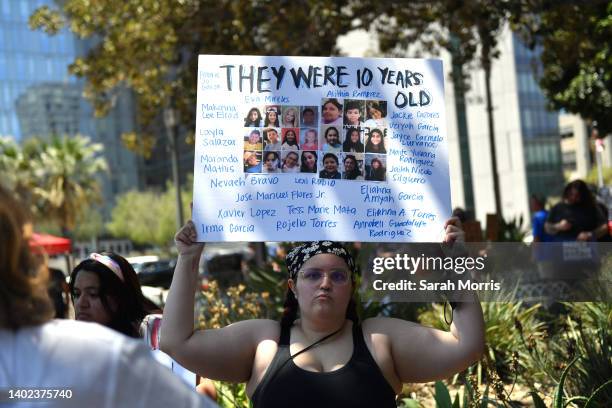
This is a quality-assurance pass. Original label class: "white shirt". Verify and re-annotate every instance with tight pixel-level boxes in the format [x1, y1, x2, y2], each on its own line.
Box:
[0, 320, 217, 408]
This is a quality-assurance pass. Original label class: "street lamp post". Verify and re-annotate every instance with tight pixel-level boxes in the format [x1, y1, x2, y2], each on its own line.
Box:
[164, 105, 185, 229]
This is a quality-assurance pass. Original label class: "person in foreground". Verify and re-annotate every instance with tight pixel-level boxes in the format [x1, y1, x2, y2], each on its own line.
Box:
[161, 217, 485, 407]
[0, 186, 216, 408]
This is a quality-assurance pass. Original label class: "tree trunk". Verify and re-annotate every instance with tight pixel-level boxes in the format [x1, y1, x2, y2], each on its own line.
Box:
[483, 62, 503, 221]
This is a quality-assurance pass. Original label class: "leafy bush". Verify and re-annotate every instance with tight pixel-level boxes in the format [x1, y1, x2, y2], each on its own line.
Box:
[514, 301, 611, 406]
[419, 301, 546, 385]
[196, 280, 275, 406]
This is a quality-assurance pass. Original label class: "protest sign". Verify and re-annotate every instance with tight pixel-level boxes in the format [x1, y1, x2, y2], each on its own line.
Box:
[193, 55, 450, 242]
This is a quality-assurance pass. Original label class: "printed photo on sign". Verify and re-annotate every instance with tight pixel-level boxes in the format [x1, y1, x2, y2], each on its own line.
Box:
[319, 152, 341, 180]
[263, 128, 281, 151]
[342, 126, 365, 153]
[244, 129, 263, 151]
[364, 100, 388, 128]
[365, 128, 387, 154]
[343, 99, 365, 127]
[243, 106, 264, 127]
[262, 151, 282, 173]
[243, 151, 262, 174]
[281, 106, 300, 127]
[281, 151, 301, 173]
[300, 128, 318, 150]
[264, 105, 280, 127]
[341, 153, 365, 181]
[321, 98, 344, 126]
[281, 128, 300, 151]
[300, 150, 318, 174]
[365, 154, 387, 182]
[300, 106, 318, 127]
[320, 125, 342, 153]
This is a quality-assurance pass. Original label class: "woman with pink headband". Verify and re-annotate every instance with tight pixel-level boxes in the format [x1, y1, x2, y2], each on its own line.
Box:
[70, 252, 159, 337]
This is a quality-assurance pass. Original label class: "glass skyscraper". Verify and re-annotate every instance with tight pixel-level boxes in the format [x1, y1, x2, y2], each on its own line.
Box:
[0, 0, 77, 138]
[0, 0, 140, 215]
[513, 34, 564, 199]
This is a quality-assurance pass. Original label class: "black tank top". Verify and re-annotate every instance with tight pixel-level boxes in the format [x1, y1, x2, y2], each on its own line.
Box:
[251, 322, 397, 408]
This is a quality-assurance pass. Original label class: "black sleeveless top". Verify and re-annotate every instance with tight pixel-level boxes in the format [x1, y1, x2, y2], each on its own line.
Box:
[251, 322, 397, 407]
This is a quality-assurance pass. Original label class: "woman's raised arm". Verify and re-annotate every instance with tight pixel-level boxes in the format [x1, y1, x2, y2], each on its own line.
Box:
[365, 217, 485, 383]
[160, 221, 277, 382]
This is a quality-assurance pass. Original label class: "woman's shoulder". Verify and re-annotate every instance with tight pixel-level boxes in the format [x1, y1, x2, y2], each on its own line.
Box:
[247, 319, 281, 342]
[362, 316, 420, 335]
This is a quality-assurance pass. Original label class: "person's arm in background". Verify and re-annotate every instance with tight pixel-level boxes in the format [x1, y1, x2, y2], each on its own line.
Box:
[577, 205, 608, 241]
[544, 204, 572, 235]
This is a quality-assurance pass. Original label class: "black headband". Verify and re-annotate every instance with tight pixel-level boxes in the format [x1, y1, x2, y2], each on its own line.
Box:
[286, 241, 356, 280]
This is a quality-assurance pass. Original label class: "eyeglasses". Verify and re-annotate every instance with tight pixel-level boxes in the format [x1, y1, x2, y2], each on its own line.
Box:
[299, 269, 350, 285]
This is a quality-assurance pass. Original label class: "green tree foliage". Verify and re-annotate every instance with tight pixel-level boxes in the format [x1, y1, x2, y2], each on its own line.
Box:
[29, 0, 353, 155]
[107, 183, 191, 250]
[0, 136, 31, 201]
[72, 205, 106, 240]
[512, 1, 612, 135]
[0, 135, 106, 236]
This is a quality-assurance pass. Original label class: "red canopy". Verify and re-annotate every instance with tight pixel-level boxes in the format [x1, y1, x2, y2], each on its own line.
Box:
[29, 233, 71, 255]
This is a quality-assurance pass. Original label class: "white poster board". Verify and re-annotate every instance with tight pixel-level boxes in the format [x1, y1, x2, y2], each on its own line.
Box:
[193, 55, 450, 242]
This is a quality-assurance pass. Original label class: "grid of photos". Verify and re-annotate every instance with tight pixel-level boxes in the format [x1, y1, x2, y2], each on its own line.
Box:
[243, 105, 319, 174]
[242, 99, 388, 181]
[319, 98, 388, 181]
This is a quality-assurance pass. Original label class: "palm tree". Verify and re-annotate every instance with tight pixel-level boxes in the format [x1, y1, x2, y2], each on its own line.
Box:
[29, 135, 107, 237]
[0, 136, 40, 214]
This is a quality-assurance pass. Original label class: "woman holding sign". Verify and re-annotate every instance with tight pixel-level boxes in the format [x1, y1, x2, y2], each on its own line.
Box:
[161, 218, 484, 408]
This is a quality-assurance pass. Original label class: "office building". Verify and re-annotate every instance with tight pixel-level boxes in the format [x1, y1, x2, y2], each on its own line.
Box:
[453, 27, 564, 223]
[0, 0, 140, 216]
